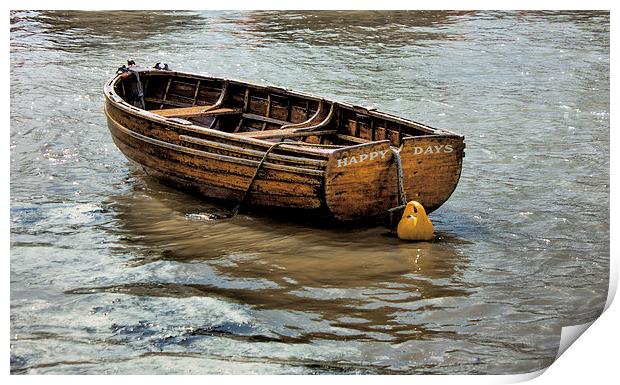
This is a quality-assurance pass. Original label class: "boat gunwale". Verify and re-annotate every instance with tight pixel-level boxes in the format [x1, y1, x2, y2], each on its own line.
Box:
[105, 76, 335, 160]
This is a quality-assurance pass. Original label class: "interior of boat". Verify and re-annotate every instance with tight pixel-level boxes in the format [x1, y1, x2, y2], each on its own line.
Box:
[116, 70, 436, 147]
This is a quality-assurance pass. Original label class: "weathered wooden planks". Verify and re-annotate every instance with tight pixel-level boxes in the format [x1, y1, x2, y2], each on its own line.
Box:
[323, 136, 464, 220]
[399, 136, 465, 213]
[324, 141, 398, 220]
[106, 106, 325, 180]
[108, 116, 324, 208]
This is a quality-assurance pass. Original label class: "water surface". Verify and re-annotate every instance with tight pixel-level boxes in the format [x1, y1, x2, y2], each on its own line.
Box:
[10, 10, 609, 374]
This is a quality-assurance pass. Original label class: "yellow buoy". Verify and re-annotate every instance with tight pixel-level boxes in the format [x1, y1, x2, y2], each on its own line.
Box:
[397, 201, 434, 241]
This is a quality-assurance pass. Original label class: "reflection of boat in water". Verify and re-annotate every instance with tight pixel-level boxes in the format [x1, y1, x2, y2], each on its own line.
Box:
[85, 181, 471, 345]
[104, 63, 465, 222]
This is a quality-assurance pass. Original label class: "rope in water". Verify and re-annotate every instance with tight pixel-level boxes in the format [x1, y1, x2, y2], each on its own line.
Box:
[391, 147, 407, 206]
[229, 142, 409, 222]
[385, 147, 408, 227]
[231, 140, 337, 216]
[231, 141, 286, 216]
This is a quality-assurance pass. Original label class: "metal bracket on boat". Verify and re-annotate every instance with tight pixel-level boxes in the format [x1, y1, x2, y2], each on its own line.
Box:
[153, 62, 170, 71]
[116, 60, 146, 109]
[109, 94, 124, 103]
[116, 60, 138, 74]
[116, 65, 129, 74]
[167, 117, 193, 125]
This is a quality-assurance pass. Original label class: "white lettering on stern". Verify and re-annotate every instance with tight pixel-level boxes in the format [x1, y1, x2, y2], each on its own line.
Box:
[413, 144, 454, 155]
[337, 149, 390, 168]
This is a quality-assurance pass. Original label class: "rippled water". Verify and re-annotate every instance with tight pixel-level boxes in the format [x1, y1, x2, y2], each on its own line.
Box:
[10, 10, 609, 374]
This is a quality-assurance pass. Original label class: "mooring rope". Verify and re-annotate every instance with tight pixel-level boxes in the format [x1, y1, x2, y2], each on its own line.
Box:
[391, 147, 407, 206]
[385, 147, 408, 228]
[232, 144, 410, 221]
[231, 141, 287, 216]
[231, 139, 343, 217]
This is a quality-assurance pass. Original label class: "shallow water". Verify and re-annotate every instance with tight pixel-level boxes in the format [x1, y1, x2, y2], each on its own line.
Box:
[10, 10, 609, 374]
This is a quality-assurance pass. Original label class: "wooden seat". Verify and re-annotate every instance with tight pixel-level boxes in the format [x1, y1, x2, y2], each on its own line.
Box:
[280, 100, 325, 130]
[236, 127, 337, 139]
[336, 134, 369, 144]
[150, 106, 241, 118]
[241, 113, 289, 126]
[237, 103, 338, 140]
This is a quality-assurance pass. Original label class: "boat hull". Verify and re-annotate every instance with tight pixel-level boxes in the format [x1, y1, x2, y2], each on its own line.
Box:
[105, 102, 326, 211]
[104, 67, 465, 222]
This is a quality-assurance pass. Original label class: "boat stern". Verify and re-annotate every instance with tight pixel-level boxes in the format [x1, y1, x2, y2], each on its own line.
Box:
[399, 134, 465, 213]
[324, 135, 465, 221]
[324, 141, 398, 221]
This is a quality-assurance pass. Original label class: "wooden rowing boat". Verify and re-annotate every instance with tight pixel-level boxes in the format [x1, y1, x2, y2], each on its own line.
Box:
[103, 62, 465, 222]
